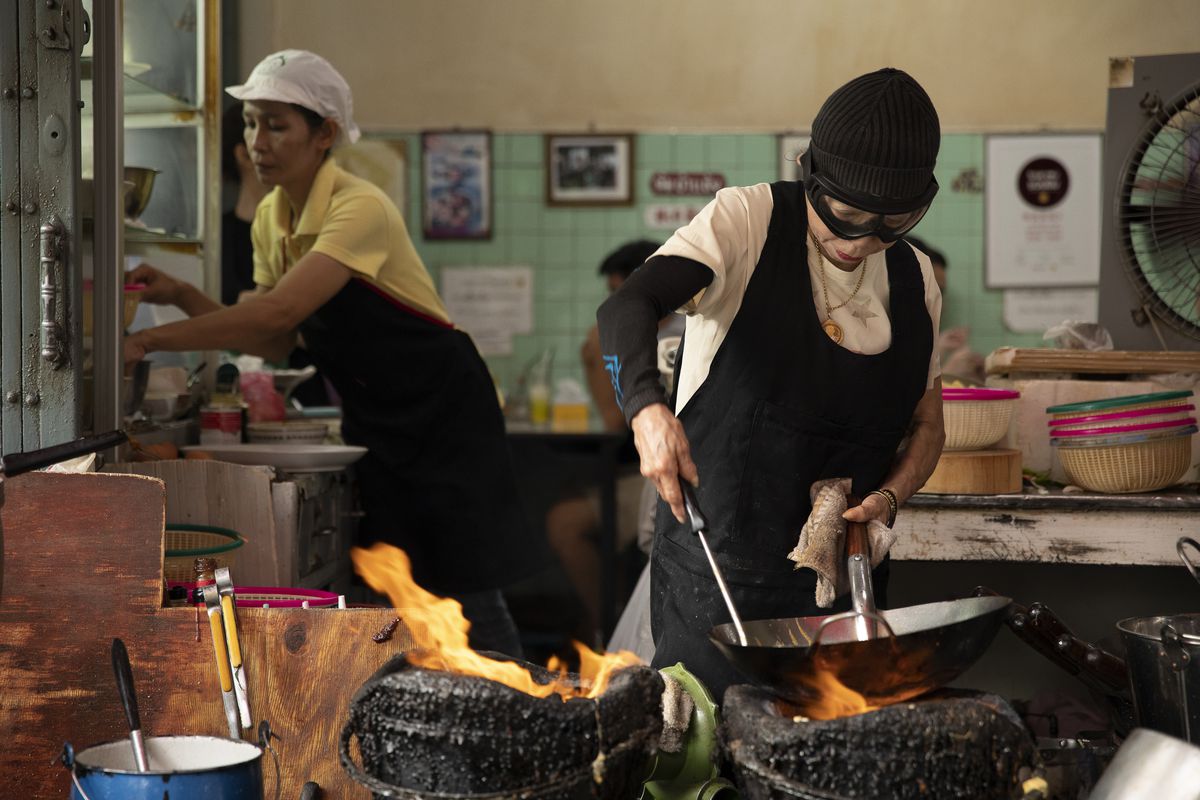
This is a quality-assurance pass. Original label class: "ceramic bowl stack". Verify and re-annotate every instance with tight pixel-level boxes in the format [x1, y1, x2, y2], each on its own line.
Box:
[245, 420, 329, 445]
[1047, 390, 1197, 493]
[942, 387, 1020, 450]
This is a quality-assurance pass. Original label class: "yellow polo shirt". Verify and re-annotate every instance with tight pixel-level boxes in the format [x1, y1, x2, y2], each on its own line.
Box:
[251, 158, 451, 325]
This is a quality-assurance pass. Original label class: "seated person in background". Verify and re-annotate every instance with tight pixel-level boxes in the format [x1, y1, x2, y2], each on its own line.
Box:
[547, 240, 681, 645]
[906, 236, 986, 384]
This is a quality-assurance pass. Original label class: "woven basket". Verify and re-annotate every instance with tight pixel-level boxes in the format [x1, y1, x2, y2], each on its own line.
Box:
[1058, 435, 1192, 494]
[163, 524, 244, 583]
[943, 398, 1015, 450]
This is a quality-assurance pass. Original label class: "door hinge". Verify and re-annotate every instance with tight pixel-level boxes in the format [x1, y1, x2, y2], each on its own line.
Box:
[39, 215, 68, 369]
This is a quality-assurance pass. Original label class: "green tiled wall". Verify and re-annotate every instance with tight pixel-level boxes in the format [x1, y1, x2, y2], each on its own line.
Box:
[390, 132, 1041, 409]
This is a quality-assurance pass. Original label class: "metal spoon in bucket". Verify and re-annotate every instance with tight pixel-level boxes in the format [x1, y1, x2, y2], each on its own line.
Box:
[111, 638, 150, 772]
[680, 481, 748, 646]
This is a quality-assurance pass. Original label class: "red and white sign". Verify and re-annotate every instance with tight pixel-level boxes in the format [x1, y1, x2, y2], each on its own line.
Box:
[644, 204, 706, 230]
[649, 172, 726, 196]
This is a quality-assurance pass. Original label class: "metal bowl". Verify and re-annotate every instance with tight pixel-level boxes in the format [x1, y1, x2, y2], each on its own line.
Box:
[123, 166, 159, 220]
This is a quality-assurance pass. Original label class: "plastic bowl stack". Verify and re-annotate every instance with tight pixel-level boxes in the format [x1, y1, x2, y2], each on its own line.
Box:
[1046, 390, 1196, 493]
[942, 387, 1020, 450]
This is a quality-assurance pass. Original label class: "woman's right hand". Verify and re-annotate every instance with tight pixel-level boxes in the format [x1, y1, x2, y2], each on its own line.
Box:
[127, 263, 183, 306]
[630, 402, 699, 523]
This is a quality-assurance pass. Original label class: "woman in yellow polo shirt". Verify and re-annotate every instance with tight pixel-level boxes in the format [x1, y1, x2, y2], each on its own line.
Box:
[124, 50, 542, 657]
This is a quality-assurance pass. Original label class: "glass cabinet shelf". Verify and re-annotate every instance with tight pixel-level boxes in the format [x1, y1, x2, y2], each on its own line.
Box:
[81, 58, 200, 115]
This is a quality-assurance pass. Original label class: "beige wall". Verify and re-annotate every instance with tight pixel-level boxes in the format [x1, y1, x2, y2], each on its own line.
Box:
[238, 0, 1199, 133]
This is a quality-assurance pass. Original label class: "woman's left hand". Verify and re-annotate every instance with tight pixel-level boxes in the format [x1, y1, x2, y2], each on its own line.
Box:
[843, 492, 892, 526]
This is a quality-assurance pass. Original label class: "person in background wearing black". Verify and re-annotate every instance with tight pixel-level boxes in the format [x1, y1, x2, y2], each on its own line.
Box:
[597, 68, 947, 696]
[220, 101, 269, 306]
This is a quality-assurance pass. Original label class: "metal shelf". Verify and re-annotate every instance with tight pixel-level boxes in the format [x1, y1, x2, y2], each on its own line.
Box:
[81, 58, 200, 116]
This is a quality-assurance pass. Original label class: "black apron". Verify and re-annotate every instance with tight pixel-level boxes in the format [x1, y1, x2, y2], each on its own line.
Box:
[649, 181, 933, 698]
[298, 278, 546, 594]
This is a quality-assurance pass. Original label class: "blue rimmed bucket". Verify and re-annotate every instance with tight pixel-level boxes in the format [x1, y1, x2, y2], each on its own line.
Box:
[63, 735, 264, 799]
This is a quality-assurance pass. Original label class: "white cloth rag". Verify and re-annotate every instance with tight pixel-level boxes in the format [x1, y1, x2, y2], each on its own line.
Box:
[786, 477, 897, 608]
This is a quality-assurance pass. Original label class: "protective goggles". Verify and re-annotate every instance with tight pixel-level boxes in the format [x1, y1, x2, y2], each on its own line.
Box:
[800, 151, 938, 243]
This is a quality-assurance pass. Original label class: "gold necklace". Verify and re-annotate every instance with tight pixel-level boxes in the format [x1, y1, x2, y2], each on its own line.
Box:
[809, 230, 866, 344]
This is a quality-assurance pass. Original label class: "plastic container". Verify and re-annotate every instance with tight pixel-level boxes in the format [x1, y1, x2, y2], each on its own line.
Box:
[163, 524, 243, 584]
[1049, 417, 1197, 439]
[942, 387, 1019, 451]
[81, 281, 145, 336]
[1048, 403, 1196, 430]
[1047, 390, 1194, 421]
[200, 404, 243, 445]
[166, 582, 340, 608]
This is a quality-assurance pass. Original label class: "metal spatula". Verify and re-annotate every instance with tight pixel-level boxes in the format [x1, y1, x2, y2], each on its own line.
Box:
[680, 481, 748, 646]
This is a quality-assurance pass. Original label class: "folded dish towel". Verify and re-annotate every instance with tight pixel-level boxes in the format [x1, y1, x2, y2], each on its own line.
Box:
[786, 477, 896, 608]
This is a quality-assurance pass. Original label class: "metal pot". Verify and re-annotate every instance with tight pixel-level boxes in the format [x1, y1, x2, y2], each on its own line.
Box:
[1117, 612, 1200, 743]
[1087, 728, 1200, 800]
[63, 735, 264, 799]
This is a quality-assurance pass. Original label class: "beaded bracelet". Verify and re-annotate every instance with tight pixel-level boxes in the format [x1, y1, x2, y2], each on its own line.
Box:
[867, 488, 898, 528]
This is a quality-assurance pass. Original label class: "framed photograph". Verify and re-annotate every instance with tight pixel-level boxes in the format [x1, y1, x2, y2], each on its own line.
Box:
[545, 134, 634, 206]
[421, 130, 492, 240]
[778, 133, 811, 181]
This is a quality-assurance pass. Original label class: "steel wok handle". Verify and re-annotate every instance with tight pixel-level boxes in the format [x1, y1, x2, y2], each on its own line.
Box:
[812, 609, 897, 650]
[1177, 537, 1200, 590]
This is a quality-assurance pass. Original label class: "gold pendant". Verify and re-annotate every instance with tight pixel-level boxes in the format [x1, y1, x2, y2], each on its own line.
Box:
[822, 318, 844, 344]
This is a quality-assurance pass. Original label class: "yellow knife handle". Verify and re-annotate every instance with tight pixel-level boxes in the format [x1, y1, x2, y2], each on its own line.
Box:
[208, 609, 233, 693]
[221, 595, 242, 669]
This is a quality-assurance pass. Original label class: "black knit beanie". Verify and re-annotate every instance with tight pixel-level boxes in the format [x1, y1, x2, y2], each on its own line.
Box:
[808, 68, 940, 210]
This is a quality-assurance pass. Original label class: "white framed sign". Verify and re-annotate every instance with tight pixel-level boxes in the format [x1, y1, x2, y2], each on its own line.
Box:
[440, 266, 533, 356]
[1003, 288, 1100, 334]
[985, 134, 1102, 288]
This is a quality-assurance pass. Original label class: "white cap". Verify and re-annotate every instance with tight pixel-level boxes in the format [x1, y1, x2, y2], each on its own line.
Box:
[226, 50, 361, 148]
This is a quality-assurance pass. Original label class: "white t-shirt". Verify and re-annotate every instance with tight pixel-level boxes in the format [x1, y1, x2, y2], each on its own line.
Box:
[656, 183, 942, 413]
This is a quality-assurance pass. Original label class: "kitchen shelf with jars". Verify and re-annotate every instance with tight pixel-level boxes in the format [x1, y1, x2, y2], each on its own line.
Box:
[80, 0, 219, 439]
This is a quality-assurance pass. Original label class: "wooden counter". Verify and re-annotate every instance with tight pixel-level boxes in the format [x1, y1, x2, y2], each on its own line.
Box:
[892, 487, 1200, 566]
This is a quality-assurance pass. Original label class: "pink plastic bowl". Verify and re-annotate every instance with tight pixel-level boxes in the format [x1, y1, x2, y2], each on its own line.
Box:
[1048, 403, 1196, 428]
[1049, 416, 1198, 439]
[942, 388, 1020, 401]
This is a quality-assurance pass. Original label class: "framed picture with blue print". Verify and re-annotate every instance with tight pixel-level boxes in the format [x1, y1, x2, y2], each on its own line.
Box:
[421, 130, 493, 240]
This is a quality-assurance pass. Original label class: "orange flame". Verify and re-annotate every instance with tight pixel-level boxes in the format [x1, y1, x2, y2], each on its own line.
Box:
[351, 542, 643, 700]
[796, 669, 881, 721]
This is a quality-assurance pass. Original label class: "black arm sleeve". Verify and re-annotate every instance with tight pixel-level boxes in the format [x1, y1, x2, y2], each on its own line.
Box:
[596, 254, 714, 425]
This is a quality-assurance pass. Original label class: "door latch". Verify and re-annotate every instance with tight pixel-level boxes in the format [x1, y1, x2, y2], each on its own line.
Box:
[39, 215, 68, 369]
[37, 0, 73, 51]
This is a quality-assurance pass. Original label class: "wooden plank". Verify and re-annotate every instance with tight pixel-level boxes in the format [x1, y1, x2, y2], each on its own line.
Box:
[986, 347, 1200, 376]
[109, 460, 283, 586]
[892, 505, 1197, 565]
[0, 471, 410, 799]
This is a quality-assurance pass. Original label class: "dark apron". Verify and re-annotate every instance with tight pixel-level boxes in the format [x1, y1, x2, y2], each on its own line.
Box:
[649, 181, 933, 698]
[298, 278, 545, 594]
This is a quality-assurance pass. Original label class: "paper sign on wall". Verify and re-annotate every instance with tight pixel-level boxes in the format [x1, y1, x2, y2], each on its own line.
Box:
[1003, 287, 1100, 334]
[440, 266, 533, 356]
[985, 134, 1102, 288]
[644, 204, 706, 230]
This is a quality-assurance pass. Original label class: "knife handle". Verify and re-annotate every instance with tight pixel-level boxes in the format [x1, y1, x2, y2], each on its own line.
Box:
[111, 638, 141, 732]
[221, 595, 242, 669]
[207, 609, 233, 693]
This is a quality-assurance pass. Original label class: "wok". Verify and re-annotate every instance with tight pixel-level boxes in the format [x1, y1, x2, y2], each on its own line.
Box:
[709, 594, 1011, 708]
[681, 483, 1010, 708]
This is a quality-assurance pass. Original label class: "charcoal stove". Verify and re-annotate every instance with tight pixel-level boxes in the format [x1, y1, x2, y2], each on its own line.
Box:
[721, 685, 1043, 800]
[340, 653, 664, 799]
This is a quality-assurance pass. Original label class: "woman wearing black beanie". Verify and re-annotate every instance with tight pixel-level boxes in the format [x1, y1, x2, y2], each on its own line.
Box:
[597, 68, 947, 696]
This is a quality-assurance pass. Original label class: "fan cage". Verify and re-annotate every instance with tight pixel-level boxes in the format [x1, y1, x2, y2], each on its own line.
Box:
[1115, 82, 1200, 341]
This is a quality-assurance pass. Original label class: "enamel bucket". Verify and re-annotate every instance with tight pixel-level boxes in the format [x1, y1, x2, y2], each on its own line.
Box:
[64, 735, 264, 799]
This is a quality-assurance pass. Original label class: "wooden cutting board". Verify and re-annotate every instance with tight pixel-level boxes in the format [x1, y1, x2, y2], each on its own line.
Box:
[918, 448, 1022, 495]
[986, 347, 1200, 376]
